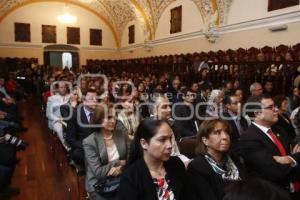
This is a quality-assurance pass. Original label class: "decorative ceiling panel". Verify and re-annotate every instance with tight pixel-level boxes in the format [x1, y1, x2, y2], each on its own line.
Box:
[191, 0, 233, 26]
[137, 0, 175, 32]
[0, 0, 27, 16]
[95, 0, 136, 37]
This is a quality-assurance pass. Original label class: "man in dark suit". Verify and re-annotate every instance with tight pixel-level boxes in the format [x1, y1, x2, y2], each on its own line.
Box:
[238, 94, 300, 199]
[221, 93, 249, 153]
[173, 88, 198, 140]
[65, 87, 97, 165]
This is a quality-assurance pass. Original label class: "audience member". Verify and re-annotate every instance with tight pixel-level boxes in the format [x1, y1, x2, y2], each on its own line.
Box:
[206, 89, 224, 118]
[239, 94, 300, 199]
[83, 103, 130, 200]
[249, 82, 263, 97]
[149, 95, 190, 165]
[273, 95, 296, 139]
[46, 81, 70, 150]
[222, 93, 249, 152]
[117, 97, 140, 140]
[66, 87, 98, 165]
[173, 88, 198, 139]
[264, 80, 275, 97]
[186, 119, 246, 200]
[119, 118, 186, 200]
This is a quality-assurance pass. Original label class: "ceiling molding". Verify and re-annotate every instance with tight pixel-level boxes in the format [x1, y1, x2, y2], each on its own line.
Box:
[0, 42, 43, 48]
[219, 10, 300, 33]
[120, 10, 300, 49]
[0, 0, 120, 48]
[0, 42, 117, 51]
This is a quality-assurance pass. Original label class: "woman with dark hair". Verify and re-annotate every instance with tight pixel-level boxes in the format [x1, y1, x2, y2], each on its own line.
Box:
[186, 119, 246, 200]
[83, 104, 130, 200]
[223, 178, 291, 200]
[117, 97, 140, 140]
[273, 95, 296, 139]
[118, 118, 186, 200]
[288, 87, 300, 113]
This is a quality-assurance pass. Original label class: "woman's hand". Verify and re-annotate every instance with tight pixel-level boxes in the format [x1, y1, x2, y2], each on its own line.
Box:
[273, 156, 295, 166]
[107, 166, 122, 176]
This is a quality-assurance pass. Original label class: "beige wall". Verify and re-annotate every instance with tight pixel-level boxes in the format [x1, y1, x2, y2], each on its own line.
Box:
[0, 1, 300, 63]
[0, 2, 116, 47]
[228, 0, 300, 24]
[121, 20, 145, 48]
[119, 21, 300, 59]
[155, 0, 204, 40]
[0, 2, 118, 65]
[0, 46, 120, 65]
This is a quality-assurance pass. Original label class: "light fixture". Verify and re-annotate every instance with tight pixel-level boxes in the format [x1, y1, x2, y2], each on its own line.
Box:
[57, 4, 77, 24]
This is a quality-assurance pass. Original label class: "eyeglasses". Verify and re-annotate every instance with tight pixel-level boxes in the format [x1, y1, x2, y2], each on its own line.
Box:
[263, 105, 278, 111]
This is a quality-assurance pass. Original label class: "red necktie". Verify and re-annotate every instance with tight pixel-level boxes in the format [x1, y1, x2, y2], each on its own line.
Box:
[267, 129, 286, 156]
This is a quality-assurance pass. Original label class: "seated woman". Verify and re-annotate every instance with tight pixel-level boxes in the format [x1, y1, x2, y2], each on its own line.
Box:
[117, 97, 140, 140]
[273, 95, 296, 139]
[83, 103, 130, 200]
[118, 118, 186, 200]
[186, 119, 246, 200]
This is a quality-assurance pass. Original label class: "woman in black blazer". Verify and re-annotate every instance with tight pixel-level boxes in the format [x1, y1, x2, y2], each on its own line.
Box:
[118, 118, 186, 200]
[186, 118, 246, 200]
[274, 95, 296, 139]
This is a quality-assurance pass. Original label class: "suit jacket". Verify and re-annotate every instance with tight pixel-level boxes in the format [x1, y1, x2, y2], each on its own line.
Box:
[238, 124, 300, 190]
[83, 129, 130, 193]
[118, 157, 186, 200]
[173, 104, 197, 139]
[65, 106, 95, 150]
[221, 111, 249, 153]
[46, 94, 70, 130]
[186, 154, 246, 200]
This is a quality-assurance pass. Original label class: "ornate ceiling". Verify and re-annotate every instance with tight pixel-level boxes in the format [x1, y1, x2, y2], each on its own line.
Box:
[0, 0, 233, 47]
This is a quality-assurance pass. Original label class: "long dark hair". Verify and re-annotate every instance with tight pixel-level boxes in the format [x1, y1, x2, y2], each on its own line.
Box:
[128, 118, 168, 165]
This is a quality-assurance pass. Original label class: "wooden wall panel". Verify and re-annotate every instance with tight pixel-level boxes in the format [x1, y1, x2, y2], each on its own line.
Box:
[15, 22, 30, 42]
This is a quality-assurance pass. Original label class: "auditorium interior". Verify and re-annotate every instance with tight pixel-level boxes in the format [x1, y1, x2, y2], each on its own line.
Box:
[1, 0, 300, 200]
